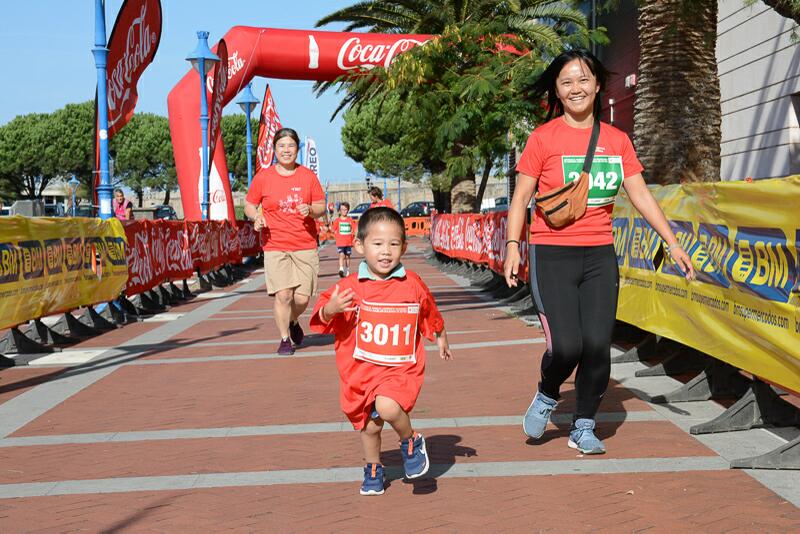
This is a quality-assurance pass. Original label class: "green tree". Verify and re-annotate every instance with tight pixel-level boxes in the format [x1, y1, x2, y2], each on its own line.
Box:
[320, 1, 600, 212]
[221, 114, 257, 191]
[110, 113, 175, 206]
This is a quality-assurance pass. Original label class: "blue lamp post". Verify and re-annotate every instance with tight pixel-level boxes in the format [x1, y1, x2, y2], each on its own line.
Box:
[235, 83, 260, 188]
[186, 31, 219, 220]
[68, 175, 80, 217]
[92, 0, 112, 219]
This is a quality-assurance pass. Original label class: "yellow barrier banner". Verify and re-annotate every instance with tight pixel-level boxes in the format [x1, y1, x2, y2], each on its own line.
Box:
[0, 216, 129, 330]
[613, 176, 800, 394]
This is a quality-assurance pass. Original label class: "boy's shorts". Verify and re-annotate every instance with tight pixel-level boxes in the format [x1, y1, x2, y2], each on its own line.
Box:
[337, 246, 352, 256]
[264, 248, 319, 296]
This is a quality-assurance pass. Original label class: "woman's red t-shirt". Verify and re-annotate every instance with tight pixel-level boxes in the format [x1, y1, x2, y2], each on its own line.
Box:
[516, 118, 644, 246]
[245, 164, 324, 251]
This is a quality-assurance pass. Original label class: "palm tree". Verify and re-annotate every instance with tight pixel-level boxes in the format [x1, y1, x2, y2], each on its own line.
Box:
[634, 0, 721, 184]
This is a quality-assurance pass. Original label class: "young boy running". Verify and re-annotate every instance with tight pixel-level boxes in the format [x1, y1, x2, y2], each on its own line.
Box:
[310, 207, 453, 496]
[331, 202, 355, 277]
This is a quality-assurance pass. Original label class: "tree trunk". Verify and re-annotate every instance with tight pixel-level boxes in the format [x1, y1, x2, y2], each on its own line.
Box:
[473, 159, 493, 212]
[634, 0, 721, 184]
[163, 188, 171, 206]
[136, 189, 144, 207]
[450, 174, 476, 214]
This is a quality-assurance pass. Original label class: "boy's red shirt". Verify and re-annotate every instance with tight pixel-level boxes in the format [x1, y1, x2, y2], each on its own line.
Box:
[310, 266, 444, 430]
[331, 216, 355, 247]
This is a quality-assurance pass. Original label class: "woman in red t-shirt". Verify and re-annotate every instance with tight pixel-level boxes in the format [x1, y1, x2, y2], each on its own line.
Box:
[504, 50, 695, 455]
[244, 128, 326, 356]
[368, 186, 394, 209]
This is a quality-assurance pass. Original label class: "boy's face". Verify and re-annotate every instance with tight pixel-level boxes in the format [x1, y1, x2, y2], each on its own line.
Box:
[354, 220, 406, 279]
[339, 205, 349, 217]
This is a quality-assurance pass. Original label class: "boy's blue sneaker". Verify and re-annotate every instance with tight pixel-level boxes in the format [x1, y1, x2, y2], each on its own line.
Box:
[360, 463, 385, 496]
[568, 418, 606, 454]
[399, 432, 429, 479]
[523, 391, 558, 439]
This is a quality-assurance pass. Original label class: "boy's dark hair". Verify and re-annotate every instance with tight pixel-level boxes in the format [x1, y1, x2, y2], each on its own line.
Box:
[357, 207, 406, 243]
[340, 201, 350, 210]
[368, 186, 383, 199]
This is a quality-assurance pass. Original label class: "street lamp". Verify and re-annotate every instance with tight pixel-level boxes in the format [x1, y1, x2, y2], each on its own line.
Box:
[185, 31, 219, 220]
[92, 0, 112, 220]
[235, 83, 260, 188]
[67, 175, 80, 217]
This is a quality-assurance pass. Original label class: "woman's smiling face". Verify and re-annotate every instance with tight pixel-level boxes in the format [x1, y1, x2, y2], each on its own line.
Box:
[555, 58, 600, 120]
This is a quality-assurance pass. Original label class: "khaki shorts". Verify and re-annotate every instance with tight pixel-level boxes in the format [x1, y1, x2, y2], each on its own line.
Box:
[264, 249, 320, 296]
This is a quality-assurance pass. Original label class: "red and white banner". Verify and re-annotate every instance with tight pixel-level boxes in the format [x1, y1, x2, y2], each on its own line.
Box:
[123, 219, 256, 296]
[95, 0, 162, 198]
[255, 85, 281, 172]
[304, 137, 319, 176]
[168, 28, 432, 220]
[207, 39, 228, 163]
[430, 212, 529, 280]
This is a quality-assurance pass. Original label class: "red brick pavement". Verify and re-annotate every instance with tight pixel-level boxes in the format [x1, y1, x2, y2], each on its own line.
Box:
[0, 238, 796, 531]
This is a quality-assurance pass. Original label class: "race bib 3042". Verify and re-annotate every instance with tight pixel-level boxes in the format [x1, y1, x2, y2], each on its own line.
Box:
[353, 300, 419, 366]
[561, 155, 625, 207]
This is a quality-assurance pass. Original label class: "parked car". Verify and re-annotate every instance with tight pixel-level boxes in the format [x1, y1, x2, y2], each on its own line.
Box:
[348, 202, 371, 221]
[153, 205, 179, 220]
[399, 201, 434, 218]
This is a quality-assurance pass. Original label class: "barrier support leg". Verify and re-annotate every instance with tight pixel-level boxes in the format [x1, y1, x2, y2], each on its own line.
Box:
[690, 378, 800, 434]
[133, 292, 166, 314]
[145, 288, 169, 309]
[730, 435, 800, 470]
[81, 306, 118, 332]
[0, 327, 54, 355]
[635, 348, 709, 377]
[0, 354, 14, 368]
[157, 285, 178, 306]
[611, 333, 659, 364]
[198, 273, 213, 291]
[28, 319, 79, 346]
[649, 359, 750, 404]
[180, 279, 195, 299]
[117, 296, 143, 320]
[52, 312, 100, 340]
[100, 300, 134, 325]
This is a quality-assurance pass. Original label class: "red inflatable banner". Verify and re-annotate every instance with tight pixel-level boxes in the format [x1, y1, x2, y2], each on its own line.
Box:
[168, 28, 432, 221]
[124, 219, 256, 296]
[430, 212, 529, 280]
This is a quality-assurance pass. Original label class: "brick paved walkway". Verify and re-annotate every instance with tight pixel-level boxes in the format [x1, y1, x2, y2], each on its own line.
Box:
[0, 239, 798, 532]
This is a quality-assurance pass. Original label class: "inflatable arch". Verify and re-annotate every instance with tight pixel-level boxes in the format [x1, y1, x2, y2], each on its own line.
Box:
[167, 27, 431, 221]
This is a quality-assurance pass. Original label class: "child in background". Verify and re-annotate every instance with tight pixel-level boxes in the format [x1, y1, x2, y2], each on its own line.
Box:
[310, 207, 453, 496]
[331, 202, 355, 277]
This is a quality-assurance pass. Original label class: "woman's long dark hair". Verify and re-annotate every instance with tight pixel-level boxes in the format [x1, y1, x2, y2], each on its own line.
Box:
[531, 49, 610, 121]
[273, 127, 301, 147]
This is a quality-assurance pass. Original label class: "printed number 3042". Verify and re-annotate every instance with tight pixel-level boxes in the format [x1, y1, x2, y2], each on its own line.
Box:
[568, 171, 619, 191]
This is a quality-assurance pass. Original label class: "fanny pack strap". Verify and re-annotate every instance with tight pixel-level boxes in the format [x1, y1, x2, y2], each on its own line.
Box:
[582, 119, 602, 174]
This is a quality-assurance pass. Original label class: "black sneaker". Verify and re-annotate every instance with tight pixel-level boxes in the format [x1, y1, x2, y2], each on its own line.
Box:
[338, 269, 345, 278]
[289, 321, 304, 346]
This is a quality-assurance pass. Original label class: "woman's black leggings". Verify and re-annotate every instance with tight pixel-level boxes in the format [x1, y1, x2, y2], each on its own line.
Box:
[528, 244, 619, 420]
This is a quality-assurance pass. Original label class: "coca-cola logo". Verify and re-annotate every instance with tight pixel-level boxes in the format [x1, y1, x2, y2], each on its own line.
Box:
[337, 37, 428, 71]
[107, 3, 157, 124]
[206, 50, 245, 93]
[210, 189, 227, 204]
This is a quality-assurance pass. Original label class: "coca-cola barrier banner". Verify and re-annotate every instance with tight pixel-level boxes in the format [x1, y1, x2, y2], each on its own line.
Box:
[95, 0, 162, 196]
[123, 219, 258, 296]
[430, 212, 529, 280]
[168, 28, 432, 221]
